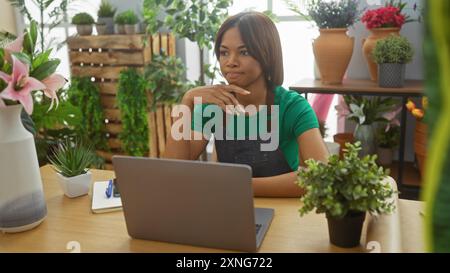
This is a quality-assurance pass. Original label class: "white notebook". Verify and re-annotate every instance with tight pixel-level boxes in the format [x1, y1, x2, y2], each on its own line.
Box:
[91, 180, 122, 214]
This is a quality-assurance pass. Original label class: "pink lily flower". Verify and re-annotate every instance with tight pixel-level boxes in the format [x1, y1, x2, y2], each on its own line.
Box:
[41, 74, 67, 111]
[382, 106, 402, 132]
[4, 34, 24, 63]
[0, 56, 46, 114]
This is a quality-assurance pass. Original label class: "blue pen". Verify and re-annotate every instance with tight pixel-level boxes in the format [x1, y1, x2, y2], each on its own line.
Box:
[105, 180, 113, 198]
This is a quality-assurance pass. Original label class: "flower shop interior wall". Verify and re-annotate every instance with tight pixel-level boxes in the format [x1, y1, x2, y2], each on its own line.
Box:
[345, 0, 424, 164]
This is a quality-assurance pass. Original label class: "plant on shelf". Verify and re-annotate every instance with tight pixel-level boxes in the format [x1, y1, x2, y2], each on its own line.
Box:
[48, 139, 96, 198]
[116, 10, 140, 34]
[373, 35, 414, 88]
[374, 106, 401, 166]
[144, 53, 188, 111]
[117, 68, 149, 157]
[297, 141, 396, 248]
[335, 95, 398, 157]
[72, 12, 95, 36]
[285, 0, 360, 29]
[68, 77, 108, 152]
[285, 0, 360, 84]
[97, 0, 117, 34]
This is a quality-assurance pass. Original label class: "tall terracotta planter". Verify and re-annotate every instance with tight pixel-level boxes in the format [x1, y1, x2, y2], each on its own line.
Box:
[414, 120, 427, 177]
[362, 27, 400, 81]
[313, 28, 354, 85]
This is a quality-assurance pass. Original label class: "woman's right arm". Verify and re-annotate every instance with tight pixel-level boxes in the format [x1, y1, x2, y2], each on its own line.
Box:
[162, 91, 208, 160]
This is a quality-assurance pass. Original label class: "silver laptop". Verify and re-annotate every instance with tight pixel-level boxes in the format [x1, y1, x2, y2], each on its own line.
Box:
[112, 156, 274, 252]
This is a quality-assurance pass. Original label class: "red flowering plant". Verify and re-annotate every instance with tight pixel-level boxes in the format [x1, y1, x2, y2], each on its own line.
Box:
[361, 0, 419, 29]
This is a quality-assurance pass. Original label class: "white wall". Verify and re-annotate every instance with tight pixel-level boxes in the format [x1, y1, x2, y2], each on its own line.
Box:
[0, 0, 18, 34]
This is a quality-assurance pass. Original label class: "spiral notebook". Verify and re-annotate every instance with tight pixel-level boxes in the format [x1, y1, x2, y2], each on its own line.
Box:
[91, 180, 122, 213]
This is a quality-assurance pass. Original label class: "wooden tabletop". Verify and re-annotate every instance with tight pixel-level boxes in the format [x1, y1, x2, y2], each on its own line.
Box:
[289, 79, 424, 96]
[0, 165, 424, 253]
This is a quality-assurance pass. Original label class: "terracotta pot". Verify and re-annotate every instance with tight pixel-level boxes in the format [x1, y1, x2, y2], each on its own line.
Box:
[362, 27, 400, 81]
[414, 121, 427, 177]
[333, 133, 355, 159]
[313, 28, 354, 85]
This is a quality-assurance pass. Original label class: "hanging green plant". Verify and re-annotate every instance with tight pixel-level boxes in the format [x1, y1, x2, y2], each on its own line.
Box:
[68, 77, 108, 151]
[117, 68, 149, 156]
[144, 53, 188, 111]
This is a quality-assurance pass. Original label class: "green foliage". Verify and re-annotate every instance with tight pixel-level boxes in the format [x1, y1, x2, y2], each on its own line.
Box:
[98, 0, 117, 18]
[117, 68, 149, 156]
[68, 77, 108, 151]
[72, 12, 95, 25]
[48, 139, 96, 177]
[143, 0, 232, 85]
[115, 10, 139, 25]
[298, 142, 396, 218]
[9, 0, 70, 51]
[373, 35, 414, 64]
[285, 0, 360, 29]
[144, 53, 188, 110]
[375, 125, 400, 149]
[344, 95, 397, 125]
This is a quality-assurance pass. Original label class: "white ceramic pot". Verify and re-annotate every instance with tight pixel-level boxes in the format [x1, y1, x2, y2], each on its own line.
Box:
[325, 141, 341, 156]
[0, 105, 47, 233]
[56, 171, 92, 198]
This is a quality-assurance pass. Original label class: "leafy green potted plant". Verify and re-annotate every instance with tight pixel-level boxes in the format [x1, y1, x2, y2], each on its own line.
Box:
[119, 10, 140, 35]
[372, 35, 414, 88]
[285, 0, 360, 84]
[114, 12, 127, 34]
[72, 12, 95, 36]
[97, 0, 117, 34]
[48, 139, 96, 198]
[337, 95, 397, 157]
[375, 125, 400, 166]
[297, 142, 396, 248]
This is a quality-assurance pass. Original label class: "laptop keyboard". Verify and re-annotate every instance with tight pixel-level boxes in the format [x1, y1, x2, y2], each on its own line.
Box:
[256, 224, 262, 235]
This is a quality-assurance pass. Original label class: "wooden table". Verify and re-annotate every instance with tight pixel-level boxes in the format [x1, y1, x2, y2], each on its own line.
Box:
[0, 166, 424, 253]
[290, 79, 424, 199]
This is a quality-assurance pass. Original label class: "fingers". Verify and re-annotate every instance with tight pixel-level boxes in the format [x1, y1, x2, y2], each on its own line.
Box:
[215, 84, 251, 95]
[219, 90, 245, 113]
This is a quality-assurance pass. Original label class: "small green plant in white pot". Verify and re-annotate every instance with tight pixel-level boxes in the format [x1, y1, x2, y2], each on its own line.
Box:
[375, 125, 400, 166]
[297, 142, 396, 248]
[72, 12, 95, 36]
[48, 140, 96, 198]
[372, 35, 414, 88]
[97, 0, 117, 34]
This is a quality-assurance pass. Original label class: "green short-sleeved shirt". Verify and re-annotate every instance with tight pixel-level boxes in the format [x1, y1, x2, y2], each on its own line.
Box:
[191, 85, 319, 171]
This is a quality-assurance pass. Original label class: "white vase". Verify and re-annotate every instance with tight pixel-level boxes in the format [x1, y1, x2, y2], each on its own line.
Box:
[0, 104, 47, 233]
[56, 171, 92, 198]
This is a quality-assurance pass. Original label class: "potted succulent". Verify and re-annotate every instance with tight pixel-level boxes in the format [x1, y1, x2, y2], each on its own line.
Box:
[297, 142, 396, 248]
[48, 139, 96, 198]
[373, 35, 414, 88]
[97, 0, 117, 34]
[286, 0, 360, 84]
[72, 12, 95, 36]
[122, 10, 140, 34]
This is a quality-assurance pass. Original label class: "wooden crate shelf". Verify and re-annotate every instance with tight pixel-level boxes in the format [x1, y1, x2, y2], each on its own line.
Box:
[68, 33, 176, 168]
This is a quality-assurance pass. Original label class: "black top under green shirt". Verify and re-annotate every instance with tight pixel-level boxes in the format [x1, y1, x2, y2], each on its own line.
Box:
[191, 85, 319, 171]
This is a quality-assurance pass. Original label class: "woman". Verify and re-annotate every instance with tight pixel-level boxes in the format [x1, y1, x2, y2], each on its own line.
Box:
[163, 11, 329, 197]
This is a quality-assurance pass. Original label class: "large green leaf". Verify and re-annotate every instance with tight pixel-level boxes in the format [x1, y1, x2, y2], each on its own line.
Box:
[31, 59, 60, 80]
